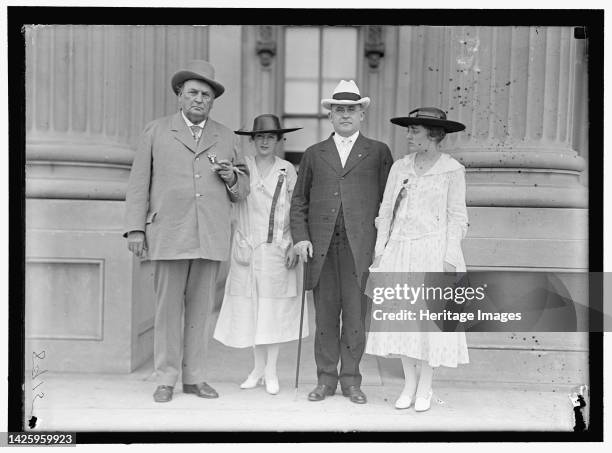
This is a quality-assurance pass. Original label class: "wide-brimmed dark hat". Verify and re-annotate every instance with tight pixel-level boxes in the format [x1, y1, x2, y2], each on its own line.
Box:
[390, 107, 465, 133]
[171, 60, 225, 98]
[234, 114, 302, 136]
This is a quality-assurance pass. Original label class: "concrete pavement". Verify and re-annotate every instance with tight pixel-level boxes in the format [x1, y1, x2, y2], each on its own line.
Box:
[27, 301, 577, 433]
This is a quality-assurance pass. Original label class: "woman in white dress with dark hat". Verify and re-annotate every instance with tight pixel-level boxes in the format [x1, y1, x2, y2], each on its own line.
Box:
[213, 114, 308, 395]
[366, 107, 469, 411]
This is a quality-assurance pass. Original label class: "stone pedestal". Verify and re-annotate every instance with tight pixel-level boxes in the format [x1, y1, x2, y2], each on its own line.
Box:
[25, 200, 154, 373]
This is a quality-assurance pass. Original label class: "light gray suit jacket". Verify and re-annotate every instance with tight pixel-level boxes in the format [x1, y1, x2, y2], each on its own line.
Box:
[124, 112, 249, 261]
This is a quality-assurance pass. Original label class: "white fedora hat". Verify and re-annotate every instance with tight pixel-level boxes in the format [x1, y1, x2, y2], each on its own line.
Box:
[321, 80, 371, 110]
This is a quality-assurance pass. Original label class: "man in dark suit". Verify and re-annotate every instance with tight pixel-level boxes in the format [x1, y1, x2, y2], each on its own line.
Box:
[291, 80, 393, 404]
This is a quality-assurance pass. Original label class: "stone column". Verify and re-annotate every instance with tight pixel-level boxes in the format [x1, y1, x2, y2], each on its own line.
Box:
[391, 25, 586, 209]
[25, 25, 211, 373]
[450, 26, 586, 208]
[26, 25, 210, 199]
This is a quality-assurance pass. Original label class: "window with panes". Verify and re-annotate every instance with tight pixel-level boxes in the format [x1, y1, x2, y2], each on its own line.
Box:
[282, 26, 359, 164]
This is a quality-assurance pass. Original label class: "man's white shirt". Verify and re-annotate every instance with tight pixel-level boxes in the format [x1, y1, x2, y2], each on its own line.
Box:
[181, 110, 206, 141]
[332, 130, 359, 167]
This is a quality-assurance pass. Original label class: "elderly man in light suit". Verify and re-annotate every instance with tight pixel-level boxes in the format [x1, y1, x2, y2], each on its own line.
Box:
[291, 80, 393, 404]
[125, 60, 249, 403]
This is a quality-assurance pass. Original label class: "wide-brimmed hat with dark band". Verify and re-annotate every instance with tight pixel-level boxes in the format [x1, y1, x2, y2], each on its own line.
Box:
[171, 60, 225, 98]
[390, 107, 465, 133]
[234, 114, 302, 136]
[321, 80, 371, 110]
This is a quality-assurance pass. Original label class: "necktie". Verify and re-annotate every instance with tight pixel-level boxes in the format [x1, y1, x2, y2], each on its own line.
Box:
[340, 139, 351, 166]
[190, 125, 202, 143]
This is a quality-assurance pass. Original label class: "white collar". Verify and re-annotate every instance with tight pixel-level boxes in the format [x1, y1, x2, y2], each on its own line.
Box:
[333, 130, 360, 145]
[181, 110, 206, 128]
[407, 152, 464, 175]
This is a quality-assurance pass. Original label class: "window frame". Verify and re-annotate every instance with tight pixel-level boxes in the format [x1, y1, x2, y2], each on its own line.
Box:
[280, 25, 363, 163]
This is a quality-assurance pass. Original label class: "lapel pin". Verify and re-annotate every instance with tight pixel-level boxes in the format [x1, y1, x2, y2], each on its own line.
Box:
[207, 153, 221, 172]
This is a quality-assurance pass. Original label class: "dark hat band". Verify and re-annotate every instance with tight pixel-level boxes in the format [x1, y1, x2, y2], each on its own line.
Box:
[411, 112, 443, 119]
[332, 92, 361, 101]
[409, 107, 447, 120]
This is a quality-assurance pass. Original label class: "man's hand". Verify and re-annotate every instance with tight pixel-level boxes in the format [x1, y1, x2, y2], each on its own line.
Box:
[214, 159, 238, 186]
[127, 231, 147, 257]
[443, 261, 456, 273]
[285, 246, 298, 269]
[294, 241, 313, 263]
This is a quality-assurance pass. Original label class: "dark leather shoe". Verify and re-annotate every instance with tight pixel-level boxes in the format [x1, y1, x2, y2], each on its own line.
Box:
[342, 385, 367, 404]
[153, 385, 173, 403]
[182, 382, 219, 399]
[307, 384, 336, 401]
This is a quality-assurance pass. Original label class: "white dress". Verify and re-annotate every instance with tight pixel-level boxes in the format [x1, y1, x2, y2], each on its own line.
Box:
[365, 152, 470, 367]
[213, 156, 308, 348]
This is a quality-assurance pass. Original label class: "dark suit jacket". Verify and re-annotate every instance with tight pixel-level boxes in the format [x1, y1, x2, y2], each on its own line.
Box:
[290, 133, 393, 290]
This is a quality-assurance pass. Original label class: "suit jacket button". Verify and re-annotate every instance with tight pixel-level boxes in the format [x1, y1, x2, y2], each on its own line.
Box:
[334, 192, 339, 196]
[195, 193, 201, 197]
[331, 209, 335, 213]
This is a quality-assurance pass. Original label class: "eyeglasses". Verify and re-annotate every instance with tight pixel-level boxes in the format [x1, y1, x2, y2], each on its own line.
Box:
[331, 106, 361, 115]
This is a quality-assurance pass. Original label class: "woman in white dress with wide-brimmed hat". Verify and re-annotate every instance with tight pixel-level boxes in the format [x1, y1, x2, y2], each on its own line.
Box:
[366, 107, 469, 412]
[213, 114, 308, 395]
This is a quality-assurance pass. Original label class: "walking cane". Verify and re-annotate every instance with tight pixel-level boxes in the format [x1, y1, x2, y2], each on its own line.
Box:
[294, 259, 308, 401]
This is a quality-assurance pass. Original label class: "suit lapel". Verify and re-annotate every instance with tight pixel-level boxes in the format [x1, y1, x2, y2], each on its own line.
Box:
[318, 136, 343, 175]
[341, 133, 370, 176]
[171, 112, 197, 153]
[196, 119, 219, 156]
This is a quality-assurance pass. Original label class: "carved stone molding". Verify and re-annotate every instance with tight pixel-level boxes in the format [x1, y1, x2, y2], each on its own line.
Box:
[256, 25, 277, 67]
[364, 25, 385, 69]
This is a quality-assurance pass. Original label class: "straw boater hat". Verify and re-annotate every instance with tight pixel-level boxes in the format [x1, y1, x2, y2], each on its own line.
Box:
[390, 107, 465, 133]
[321, 80, 371, 110]
[171, 60, 225, 98]
[234, 114, 302, 136]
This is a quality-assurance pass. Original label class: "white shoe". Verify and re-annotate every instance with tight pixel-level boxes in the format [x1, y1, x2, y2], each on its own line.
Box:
[240, 370, 264, 389]
[414, 390, 433, 412]
[264, 372, 280, 395]
[395, 390, 415, 409]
